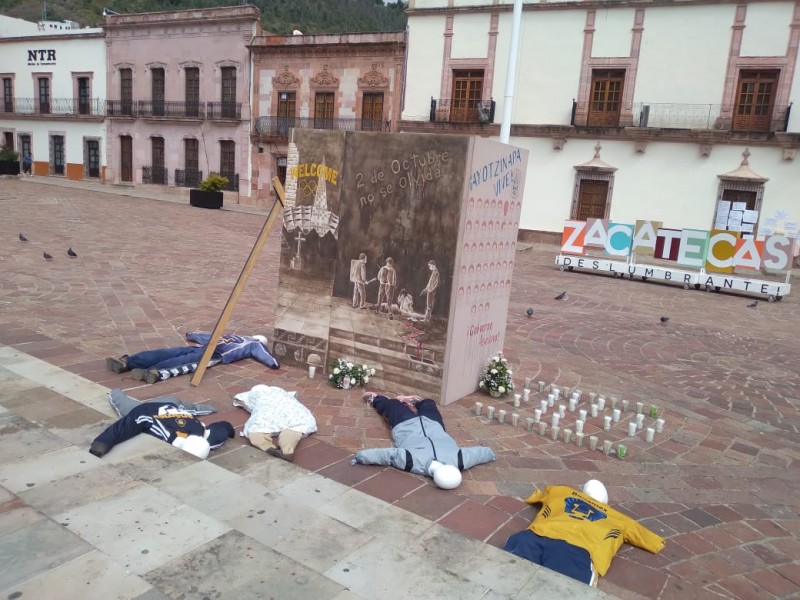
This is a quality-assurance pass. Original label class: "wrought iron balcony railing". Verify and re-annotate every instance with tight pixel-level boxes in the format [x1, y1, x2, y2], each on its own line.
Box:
[142, 165, 168, 185]
[0, 97, 105, 117]
[430, 98, 495, 124]
[216, 171, 239, 192]
[206, 102, 242, 120]
[253, 115, 390, 137]
[106, 100, 242, 120]
[174, 169, 204, 189]
[138, 100, 204, 119]
[632, 103, 722, 129]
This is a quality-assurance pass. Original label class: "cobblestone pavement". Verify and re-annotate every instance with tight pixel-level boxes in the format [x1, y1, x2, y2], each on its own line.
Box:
[1, 178, 799, 599]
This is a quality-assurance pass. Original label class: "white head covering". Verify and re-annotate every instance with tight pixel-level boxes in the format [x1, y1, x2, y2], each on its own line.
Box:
[252, 334, 268, 344]
[582, 479, 609, 504]
[172, 434, 211, 460]
[428, 460, 462, 489]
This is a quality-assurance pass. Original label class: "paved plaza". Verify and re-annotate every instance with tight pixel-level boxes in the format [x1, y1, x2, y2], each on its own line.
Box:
[1, 177, 799, 599]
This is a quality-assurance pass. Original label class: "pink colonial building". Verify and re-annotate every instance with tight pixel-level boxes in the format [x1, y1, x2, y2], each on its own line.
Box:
[248, 32, 406, 206]
[103, 6, 260, 202]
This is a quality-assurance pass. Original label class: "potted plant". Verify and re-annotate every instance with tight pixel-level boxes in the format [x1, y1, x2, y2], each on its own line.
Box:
[0, 146, 20, 176]
[189, 173, 229, 209]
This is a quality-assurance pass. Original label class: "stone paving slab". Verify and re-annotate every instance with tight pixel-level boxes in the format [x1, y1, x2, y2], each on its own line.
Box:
[1, 178, 799, 598]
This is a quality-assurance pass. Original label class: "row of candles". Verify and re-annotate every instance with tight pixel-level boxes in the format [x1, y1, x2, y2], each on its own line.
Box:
[474, 381, 667, 455]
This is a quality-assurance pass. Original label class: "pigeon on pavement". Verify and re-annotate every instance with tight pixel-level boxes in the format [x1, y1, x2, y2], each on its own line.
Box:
[67, 248, 77, 257]
[660, 316, 670, 324]
[747, 300, 758, 308]
[43, 252, 53, 260]
[19, 233, 28, 242]
[526, 307, 534, 317]
[554, 291, 567, 300]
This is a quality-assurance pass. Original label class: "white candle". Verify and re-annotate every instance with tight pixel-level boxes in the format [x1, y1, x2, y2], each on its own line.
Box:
[474, 402, 483, 416]
[627, 422, 637, 437]
[646, 427, 655, 443]
[498, 409, 507, 424]
[551, 413, 560, 428]
[514, 393, 521, 408]
[576, 432, 585, 447]
[512, 413, 520, 427]
[568, 397, 577, 412]
[636, 414, 645, 430]
[342, 375, 351, 390]
[570, 391, 580, 401]
[597, 397, 606, 411]
[610, 396, 618, 410]
[563, 428, 573, 444]
[308, 365, 317, 378]
[547, 393, 555, 407]
[540, 400, 548, 415]
[589, 435, 599, 451]
[539, 422, 548, 436]
[636, 402, 644, 415]
[487, 406, 495, 420]
[533, 409, 542, 423]
[558, 404, 567, 418]
[589, 392, 597, 403]
[551, 426, 560, 441]
[524, 377, 531, 390]
[612, 408, 621, 423]
[603, 440, 613, 455]
[603, 415, 612, 431]
[523, 388, 530, 403]
[575, 419, 584, 434]
[538, 381, 546, 392]
[579, 409, 588, 421]
[590, 403, 598, 418]
[622, 399, 629, 412]
[655, 418, 665, 433]
[526, 417, 535, 431]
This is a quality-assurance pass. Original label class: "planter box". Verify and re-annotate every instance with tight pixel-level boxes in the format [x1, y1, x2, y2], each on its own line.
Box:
[189, 189, 223, 209]
[0, 161, 21, 176]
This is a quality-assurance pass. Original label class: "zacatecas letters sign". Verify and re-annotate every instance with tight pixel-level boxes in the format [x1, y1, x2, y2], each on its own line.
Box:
[561, 218, 796, 273]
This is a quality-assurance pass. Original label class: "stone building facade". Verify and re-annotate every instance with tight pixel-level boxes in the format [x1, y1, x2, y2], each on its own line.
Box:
[103, 6, 260, 202]
[401, 0, 800, 247]
[249, 32, 407, 207]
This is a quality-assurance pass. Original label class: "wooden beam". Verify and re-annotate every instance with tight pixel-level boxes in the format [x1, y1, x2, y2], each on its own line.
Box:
[189, 177, 285, 386]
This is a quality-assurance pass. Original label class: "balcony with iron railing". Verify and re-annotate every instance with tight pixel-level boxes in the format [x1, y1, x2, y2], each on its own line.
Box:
[174, 169, 204, 188]
[253, 115, 390, 138]
[142, 165, 168, 185]
[569, 99, 793, 133]
[106, 100, 243, 121]
[0, 97, 105, 117]
[430, 98, 496, 124]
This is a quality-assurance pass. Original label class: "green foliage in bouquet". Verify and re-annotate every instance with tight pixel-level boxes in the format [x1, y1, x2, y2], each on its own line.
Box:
[478, 352, 514, 397]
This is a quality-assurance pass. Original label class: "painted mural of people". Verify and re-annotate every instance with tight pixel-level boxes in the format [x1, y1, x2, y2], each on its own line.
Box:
[351, 252, 368, 309]
[376, 257, 397, 313]
[420, 259, 440, 322]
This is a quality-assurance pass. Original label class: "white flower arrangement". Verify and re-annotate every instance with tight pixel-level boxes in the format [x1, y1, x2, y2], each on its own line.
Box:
[328, 357, 376, 389]
[478, 352, 514, 397]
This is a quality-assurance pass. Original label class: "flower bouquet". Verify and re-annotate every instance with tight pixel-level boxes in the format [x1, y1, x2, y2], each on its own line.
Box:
[329, 357, 376, 389]
[478, 352, 514, 398]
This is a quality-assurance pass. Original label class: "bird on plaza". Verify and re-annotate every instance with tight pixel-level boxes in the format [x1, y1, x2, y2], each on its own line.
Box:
[19, 233, 28, 242]
[554, 291, 567, 300]
[747, 300, 758, 308]
[526, 307, 534, 317]
[660, 316, 670, 324]
[67, 247, 77, 257]
[43, 252, 53, 260]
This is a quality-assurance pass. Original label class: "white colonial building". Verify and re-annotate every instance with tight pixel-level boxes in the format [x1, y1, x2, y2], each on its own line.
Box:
[400, 0, 800, 250]
[0, 16, 106, 179]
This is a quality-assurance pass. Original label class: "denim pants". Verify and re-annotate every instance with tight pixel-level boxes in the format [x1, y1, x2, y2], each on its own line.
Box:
[126, 346, 208, 371]
[372, 396, 445, 430]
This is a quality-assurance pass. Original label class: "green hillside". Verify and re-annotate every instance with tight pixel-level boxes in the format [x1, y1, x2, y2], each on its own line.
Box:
[0, 0, 408, 34]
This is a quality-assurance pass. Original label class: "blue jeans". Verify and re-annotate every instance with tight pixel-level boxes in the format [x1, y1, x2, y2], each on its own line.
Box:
[126, 346, 211, 370]
[372, 396, 445, 430]
[503, 530, 593, 585]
